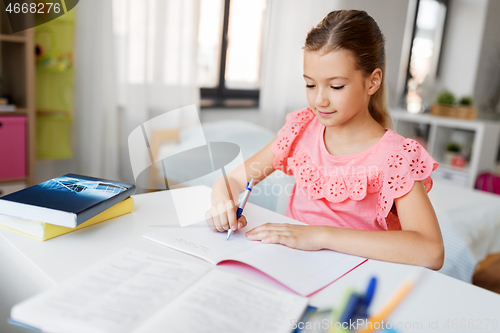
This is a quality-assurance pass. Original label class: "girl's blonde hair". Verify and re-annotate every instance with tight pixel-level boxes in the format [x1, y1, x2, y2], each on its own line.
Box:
[304, 10, 393, 129]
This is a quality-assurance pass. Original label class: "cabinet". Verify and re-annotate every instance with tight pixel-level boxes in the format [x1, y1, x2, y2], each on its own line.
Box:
[390, 109, 500, 188]
[0, 11, 35, 188]
[0, 115, 26, 179]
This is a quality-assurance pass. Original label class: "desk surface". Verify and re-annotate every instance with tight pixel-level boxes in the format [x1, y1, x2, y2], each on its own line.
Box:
[1, 189, 500, 333]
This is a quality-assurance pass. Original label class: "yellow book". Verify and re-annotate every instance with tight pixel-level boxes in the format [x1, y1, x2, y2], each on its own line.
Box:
[0, 197, 134, 241]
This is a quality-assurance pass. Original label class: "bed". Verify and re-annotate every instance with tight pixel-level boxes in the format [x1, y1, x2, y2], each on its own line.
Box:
[428, 179, 500, 282]
[153, 120, 500, 284]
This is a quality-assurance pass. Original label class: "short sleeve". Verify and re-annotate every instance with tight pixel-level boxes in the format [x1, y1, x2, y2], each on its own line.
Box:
[376, 138, 439, 230]
[272, 108, 315, 174]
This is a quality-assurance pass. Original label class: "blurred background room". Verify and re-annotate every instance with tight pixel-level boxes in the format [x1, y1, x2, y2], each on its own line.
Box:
[1, 0, 499, 186]
[1, 0, 500, 292]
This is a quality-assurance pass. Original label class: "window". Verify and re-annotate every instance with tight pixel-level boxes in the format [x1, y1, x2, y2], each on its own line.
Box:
[197, 0, 267, 108]
[405, 0, 448, 113]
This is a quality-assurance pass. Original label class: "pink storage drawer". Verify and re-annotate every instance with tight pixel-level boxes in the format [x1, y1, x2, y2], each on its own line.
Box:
[0, 116, 27, 180]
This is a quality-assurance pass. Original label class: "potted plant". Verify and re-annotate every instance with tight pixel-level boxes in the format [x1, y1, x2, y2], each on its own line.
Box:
[459, 96, 473, 106]
[431, 92, 477, 119]
[438, 91, 456, 105]
[444, 141, 461, 165]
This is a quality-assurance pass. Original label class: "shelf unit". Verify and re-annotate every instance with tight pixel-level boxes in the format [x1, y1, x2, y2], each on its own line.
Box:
[0, 9, 35, 193]
[390, 109, 500, 188]
[34, 11, 74, 160]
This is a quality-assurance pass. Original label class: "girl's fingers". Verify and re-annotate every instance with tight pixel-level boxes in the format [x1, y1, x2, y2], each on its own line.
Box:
[261, 234, 284, 244]
[211, 206, 224, 232]
[246, 223, 293, 241]
[216, 201, 230, 231]
[248, 230, 285, 243]
[225, 200, 237, 230]
[237, 215, 247, 229]
[205, 210, 216, 231]
[246, 227, 277, 240]
[247, 223, 287, 234]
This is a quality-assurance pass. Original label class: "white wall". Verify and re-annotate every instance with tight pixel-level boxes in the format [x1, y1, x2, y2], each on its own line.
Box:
[473, 0, 500, 111]
[438, 0, 488, 98]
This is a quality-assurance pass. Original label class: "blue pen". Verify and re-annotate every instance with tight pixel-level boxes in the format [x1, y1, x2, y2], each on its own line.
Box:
[227, 178, 254, 240]
[335, 277, 377, 332]
[360, 277, 377, 318]
[339, 292, 362, 325]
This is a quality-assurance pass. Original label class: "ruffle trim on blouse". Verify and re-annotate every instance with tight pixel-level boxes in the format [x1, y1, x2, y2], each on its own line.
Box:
[287, 147, 382, 202]
[375, 139, 439, 230]
[273, 107, 385, 203]
[272, 107, 315, 174]
[286, 146, 383, 202]
[272, 108, 438, 231]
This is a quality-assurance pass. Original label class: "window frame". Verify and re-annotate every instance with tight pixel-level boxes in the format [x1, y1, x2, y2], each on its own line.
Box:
[200, 0, 260, 109]
[402, 0, 450, 103]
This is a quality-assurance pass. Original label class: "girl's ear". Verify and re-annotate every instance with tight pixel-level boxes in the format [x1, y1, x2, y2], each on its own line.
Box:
[367, 68, 382, 95]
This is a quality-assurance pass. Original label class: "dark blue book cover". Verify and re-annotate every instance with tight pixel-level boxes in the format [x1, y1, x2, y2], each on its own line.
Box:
[0, 174, 135, 228]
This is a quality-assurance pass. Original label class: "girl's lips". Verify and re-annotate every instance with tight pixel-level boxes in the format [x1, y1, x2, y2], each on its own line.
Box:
[318, 110, 336, 117]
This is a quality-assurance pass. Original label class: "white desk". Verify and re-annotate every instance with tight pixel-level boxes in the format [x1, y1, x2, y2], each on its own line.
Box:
[1, 190, 500, 333]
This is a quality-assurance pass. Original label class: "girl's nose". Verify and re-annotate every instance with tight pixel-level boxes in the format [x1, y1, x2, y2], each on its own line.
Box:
[315, 89, 330, 108]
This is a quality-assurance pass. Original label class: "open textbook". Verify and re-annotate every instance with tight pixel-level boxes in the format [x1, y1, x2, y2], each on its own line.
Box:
[143, 186, 367, 296]
[10, 248, 308, 333]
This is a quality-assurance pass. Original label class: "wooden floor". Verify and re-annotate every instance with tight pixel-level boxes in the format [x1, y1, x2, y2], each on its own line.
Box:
[473, 252, 500, 294]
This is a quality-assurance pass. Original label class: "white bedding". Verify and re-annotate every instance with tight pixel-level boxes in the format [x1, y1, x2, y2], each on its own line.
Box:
[428, 178, 500, 262]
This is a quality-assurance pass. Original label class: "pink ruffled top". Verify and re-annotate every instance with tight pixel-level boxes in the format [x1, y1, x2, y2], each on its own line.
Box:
[272, 107, 439, 231]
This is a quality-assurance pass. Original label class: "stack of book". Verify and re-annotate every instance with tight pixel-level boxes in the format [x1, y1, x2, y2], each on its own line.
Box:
[0, 174, 135, 241]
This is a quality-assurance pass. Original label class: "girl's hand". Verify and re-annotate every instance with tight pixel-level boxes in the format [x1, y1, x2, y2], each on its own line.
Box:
[245, 223, 325, 251]
[205, 200, 247, 232]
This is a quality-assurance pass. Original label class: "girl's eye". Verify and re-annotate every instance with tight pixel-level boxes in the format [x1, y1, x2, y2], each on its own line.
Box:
[332, 85, 344, 90]
[306, 84, 315, 88]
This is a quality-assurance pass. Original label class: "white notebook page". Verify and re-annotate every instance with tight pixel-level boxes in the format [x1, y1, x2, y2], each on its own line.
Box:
[134, 269, 308, 333]
[229, 243, 367, 296]
[142, 217, 265, 264]
[142, 187, 366, 296]
[11, 248, 210, 333]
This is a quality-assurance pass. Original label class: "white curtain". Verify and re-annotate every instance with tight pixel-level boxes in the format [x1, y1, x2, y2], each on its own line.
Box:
[74, 0, 200, 182]
[74, 0, 118, 180]
[259, 0, 326, 132]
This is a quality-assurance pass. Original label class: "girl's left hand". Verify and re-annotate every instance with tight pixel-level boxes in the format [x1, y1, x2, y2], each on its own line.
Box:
[245, 223, 325, 251]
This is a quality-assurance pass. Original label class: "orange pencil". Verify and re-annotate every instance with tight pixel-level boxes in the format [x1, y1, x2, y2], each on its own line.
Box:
[357, 271, 424, 333]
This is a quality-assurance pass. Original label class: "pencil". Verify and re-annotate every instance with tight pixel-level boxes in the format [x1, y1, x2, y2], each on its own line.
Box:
[357, 271, 423, 333]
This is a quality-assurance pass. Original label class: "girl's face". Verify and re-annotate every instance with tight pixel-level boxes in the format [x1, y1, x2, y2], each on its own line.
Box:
[303, 49, 380, 128]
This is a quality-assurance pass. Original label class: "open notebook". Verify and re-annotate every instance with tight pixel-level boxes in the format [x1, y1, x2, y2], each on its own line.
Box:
[11, 248, 308, 333]
[143, 186, 367, 296]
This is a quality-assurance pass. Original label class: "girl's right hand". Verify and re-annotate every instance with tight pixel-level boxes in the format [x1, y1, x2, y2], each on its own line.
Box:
[205, 200, 247, 232]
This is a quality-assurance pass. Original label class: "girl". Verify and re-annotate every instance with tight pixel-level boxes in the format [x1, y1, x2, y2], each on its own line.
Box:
[205, 10, 444, 270]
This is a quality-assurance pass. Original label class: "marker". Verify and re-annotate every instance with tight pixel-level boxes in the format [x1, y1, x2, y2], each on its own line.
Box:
[227, 178, 254, 240]
[360, 277, 377, 318]
[339, 292, 362, 325]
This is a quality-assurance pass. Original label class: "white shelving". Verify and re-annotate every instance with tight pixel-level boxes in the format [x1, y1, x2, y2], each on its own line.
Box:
[390, 109, 500, 188]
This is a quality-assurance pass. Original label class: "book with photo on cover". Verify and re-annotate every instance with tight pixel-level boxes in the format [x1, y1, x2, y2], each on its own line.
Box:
[0, 197, 134, 241]
[0, 174, 135, 228]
